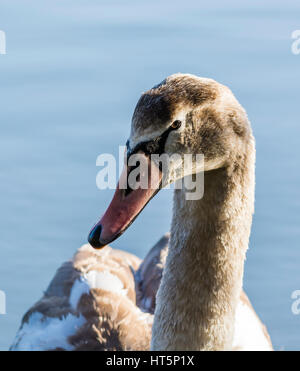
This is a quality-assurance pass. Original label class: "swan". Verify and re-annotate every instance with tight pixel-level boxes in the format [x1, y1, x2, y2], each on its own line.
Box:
[11, 73, 273, 351]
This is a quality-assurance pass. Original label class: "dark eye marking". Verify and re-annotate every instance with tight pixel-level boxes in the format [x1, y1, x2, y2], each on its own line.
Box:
[126, 120, 182, 158]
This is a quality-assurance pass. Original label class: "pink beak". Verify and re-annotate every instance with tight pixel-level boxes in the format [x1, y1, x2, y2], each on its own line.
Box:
[88, 153, 162, 249]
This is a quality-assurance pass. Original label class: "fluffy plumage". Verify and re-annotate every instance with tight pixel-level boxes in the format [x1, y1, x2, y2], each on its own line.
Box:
[11, 236, 272, 351]
[12, 74, 273, 351]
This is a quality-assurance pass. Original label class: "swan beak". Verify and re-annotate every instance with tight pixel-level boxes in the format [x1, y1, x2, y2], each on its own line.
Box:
[88, 153, 162, 249]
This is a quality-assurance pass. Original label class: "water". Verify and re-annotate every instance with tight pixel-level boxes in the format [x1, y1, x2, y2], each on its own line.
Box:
[0, 0, 299, 350]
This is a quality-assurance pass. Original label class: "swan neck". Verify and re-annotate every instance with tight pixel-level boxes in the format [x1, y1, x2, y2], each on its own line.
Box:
[151, 148, 255, 350]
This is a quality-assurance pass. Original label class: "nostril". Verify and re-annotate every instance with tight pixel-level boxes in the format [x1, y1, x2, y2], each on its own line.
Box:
[88, 224, 105, 249]
[124, 184, 134, 197]
[124, 162, 141, 197]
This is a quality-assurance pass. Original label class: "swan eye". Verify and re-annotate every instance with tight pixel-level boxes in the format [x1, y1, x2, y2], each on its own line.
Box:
[171, 120, 181, 130]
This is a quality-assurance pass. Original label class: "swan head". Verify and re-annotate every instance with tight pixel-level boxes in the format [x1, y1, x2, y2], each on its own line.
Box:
[88, 73, 252, 248]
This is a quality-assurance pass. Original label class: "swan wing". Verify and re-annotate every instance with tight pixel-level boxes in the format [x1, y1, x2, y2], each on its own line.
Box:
[135, 234, 169, 314]
[233, 292, 273, 351]
[11, 244, 152, 351]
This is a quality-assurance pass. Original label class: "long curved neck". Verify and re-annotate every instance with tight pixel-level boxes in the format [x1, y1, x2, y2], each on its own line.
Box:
[151, 143, 255, 350]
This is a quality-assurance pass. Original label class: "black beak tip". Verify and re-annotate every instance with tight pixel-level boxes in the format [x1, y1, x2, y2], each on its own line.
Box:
[88, 224, 106, 249]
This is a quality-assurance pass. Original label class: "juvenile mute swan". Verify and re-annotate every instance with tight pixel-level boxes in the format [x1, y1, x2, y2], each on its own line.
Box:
[11, 74, 272, 351]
